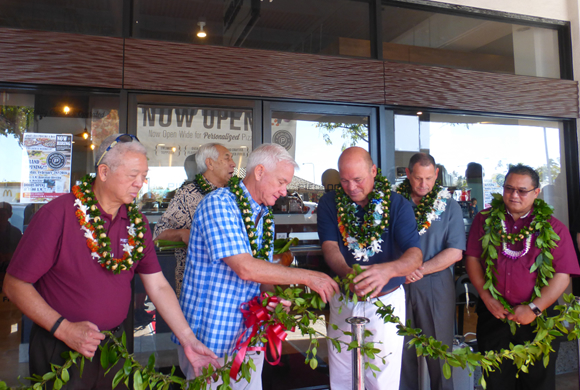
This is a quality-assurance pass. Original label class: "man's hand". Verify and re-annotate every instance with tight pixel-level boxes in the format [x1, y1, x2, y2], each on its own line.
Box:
[302, 270, 340, 303]
[179, 229, 191, 244]
[482, 294, 510, 320]
[405, 267, 424, 284]
[352, 263, 393, 298]
[181, 336, 221, 378]
[266, 298, 292, 314]
[507, 305, 536, 325]
[54, 320, 105, 358]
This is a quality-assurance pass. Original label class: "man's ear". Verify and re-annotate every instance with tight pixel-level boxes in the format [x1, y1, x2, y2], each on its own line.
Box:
[97, 164, 110, 182]
[254, 164, 265, 181]
[205, 158, 214, 171]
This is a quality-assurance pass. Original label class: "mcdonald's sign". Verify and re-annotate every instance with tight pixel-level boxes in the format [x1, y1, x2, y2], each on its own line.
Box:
[2, 189, 12, 197]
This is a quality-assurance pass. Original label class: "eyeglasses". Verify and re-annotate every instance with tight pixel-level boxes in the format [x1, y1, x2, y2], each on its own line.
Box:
[95, 134, 140, 169]
[503, 186, 537, 197]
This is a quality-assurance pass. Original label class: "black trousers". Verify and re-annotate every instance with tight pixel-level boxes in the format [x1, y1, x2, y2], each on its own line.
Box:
[29, 323, 128, 390]
[476, 300, 560, 390]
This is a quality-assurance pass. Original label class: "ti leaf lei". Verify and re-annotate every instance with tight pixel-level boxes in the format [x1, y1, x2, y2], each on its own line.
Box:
[194, 173, 215, 195]
[481, 193, 559, 313]
[72, 174, 147, 274]
[228, 176, 274, 260]
[396, 178, 447, 235]
[336, 170, 391, 262]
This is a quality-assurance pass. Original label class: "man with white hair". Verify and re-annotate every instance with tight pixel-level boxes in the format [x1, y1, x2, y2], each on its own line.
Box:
[4, 133, 219, 388]
[154, 143, 236, 297]
[176, 143, 339, 388]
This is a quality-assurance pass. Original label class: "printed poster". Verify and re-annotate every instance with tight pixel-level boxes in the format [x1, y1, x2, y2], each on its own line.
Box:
[20, 133, 73, 203]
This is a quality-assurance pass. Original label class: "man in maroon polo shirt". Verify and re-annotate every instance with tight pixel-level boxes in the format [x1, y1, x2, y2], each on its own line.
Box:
[3, 134, 218, 388]
[465, 164, 580, 390]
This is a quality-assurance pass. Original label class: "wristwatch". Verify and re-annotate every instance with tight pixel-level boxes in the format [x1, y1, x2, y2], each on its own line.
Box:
[528, 302, 542, 316]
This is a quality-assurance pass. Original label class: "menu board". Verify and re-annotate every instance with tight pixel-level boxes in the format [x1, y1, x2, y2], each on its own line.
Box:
[20, 133, 73, 203]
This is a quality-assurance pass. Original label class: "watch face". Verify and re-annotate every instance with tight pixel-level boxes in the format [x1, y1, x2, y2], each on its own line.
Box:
[529, 304, 542, 316]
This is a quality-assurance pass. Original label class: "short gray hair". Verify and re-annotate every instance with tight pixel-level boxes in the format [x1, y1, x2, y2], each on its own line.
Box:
[246, 143, 298, 173]
[95, 133, 147, 172]
[195, 143, 221, 174]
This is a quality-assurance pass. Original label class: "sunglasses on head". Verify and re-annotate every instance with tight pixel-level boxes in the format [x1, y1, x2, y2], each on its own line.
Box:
[95, 134, 140, 169]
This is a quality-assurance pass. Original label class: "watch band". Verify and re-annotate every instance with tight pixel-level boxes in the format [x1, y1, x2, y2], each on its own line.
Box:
[50, 316, 65, 336]
[528, 302, 542, 316]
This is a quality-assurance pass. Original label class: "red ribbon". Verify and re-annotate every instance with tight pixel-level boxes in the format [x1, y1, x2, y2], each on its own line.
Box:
[229, 293, 293, 380]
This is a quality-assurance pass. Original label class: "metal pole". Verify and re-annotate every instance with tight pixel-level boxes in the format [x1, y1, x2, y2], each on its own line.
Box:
[346, 316, 370, 390]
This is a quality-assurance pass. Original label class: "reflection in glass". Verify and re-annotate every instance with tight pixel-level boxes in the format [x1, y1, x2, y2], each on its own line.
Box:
[271, 110, 369, 246]
[394, 113, 567, 225]
[135, 105, 253, 212]
[133, 0, 371, 58]
[0, 89, 120, 386]
[382, 5, 561, 78]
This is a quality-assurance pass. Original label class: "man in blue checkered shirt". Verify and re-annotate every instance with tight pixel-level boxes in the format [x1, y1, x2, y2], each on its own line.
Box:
[174, 143, 339, 389]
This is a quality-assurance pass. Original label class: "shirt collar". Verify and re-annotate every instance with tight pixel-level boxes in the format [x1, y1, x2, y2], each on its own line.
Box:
[96, 202, 129, 222]
[239, 181, 267, 216]
[505, 206, 533, 221]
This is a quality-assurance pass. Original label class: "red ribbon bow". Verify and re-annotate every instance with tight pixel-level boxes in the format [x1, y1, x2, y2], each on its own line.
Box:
[230, 293, 293, 380]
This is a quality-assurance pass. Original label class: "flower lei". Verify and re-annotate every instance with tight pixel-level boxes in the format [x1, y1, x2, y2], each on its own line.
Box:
[72, 174, 147, 274]
[194, 173, 214, 195]
[336, 170, 391, 262]
[228, 176, 274, 260]
[396, 178, 450, 235]
[481, 193, 560, 313]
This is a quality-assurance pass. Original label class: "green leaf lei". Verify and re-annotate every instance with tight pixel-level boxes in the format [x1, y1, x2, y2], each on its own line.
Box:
[228, 176, 274, 260]
[194, 173, 214, 195]
[73, 174, 147, 274]
[396, 178, 443, 234]
[335, 170, 392, 262]
[16, 273, 580, 390]
[480, 193, 559, 314]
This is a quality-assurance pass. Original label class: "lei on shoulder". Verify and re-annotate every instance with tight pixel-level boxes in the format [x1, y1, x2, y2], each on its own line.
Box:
[194, 173, 215, 195]
[228, 176, 274, 260]
[72, 174, 147, 274]
[481, 193, 560, 313]
[396, 178, 450, 235]
[336, 169, 391, 262]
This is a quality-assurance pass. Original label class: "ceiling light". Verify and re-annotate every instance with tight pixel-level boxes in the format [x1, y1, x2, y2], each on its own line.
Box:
[63, 106, 71, 115]
[197, 21, 207, 38]
[90, 144, 96, 150]
[416, 111, 423, 115]
[82, 128, 89, 140]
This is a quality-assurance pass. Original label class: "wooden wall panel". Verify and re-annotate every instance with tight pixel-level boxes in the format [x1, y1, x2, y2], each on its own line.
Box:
[0, 28, 123, 89]
[384, 61, 579, 118]
[123, 39, 385, 105]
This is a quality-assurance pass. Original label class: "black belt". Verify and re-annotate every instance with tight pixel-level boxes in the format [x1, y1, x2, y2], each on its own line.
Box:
[106, 324, 122, 334]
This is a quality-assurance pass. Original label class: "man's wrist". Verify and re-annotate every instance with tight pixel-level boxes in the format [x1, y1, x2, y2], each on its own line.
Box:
[528, 302, 542, 316]
[50, 316, 65, 336]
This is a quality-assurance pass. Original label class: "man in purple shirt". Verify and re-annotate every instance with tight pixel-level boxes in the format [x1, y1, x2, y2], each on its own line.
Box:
[465, 164, 580, 390]
[3, 134, 218, 388]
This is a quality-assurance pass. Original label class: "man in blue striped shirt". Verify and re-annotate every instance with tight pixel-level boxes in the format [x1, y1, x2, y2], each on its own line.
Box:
[174, 143, 339, 389]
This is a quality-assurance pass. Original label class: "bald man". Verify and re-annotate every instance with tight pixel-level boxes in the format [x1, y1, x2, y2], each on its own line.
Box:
[317, 147, 422, 390]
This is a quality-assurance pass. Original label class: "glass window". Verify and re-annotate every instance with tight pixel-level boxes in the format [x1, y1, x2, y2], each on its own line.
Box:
[0, 89, 120, 386]
[131, 99, 254, 371]
[135, 104, 253, 213]
[0, 0, 123, 36]
[270, 110, 370, 256]
[394, 111, 567, 226]
[133, 0, 372, 58]
[382, 5, 561, 78]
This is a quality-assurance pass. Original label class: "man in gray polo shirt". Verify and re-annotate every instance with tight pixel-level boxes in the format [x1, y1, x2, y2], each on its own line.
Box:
[397, 153, 466, 390]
